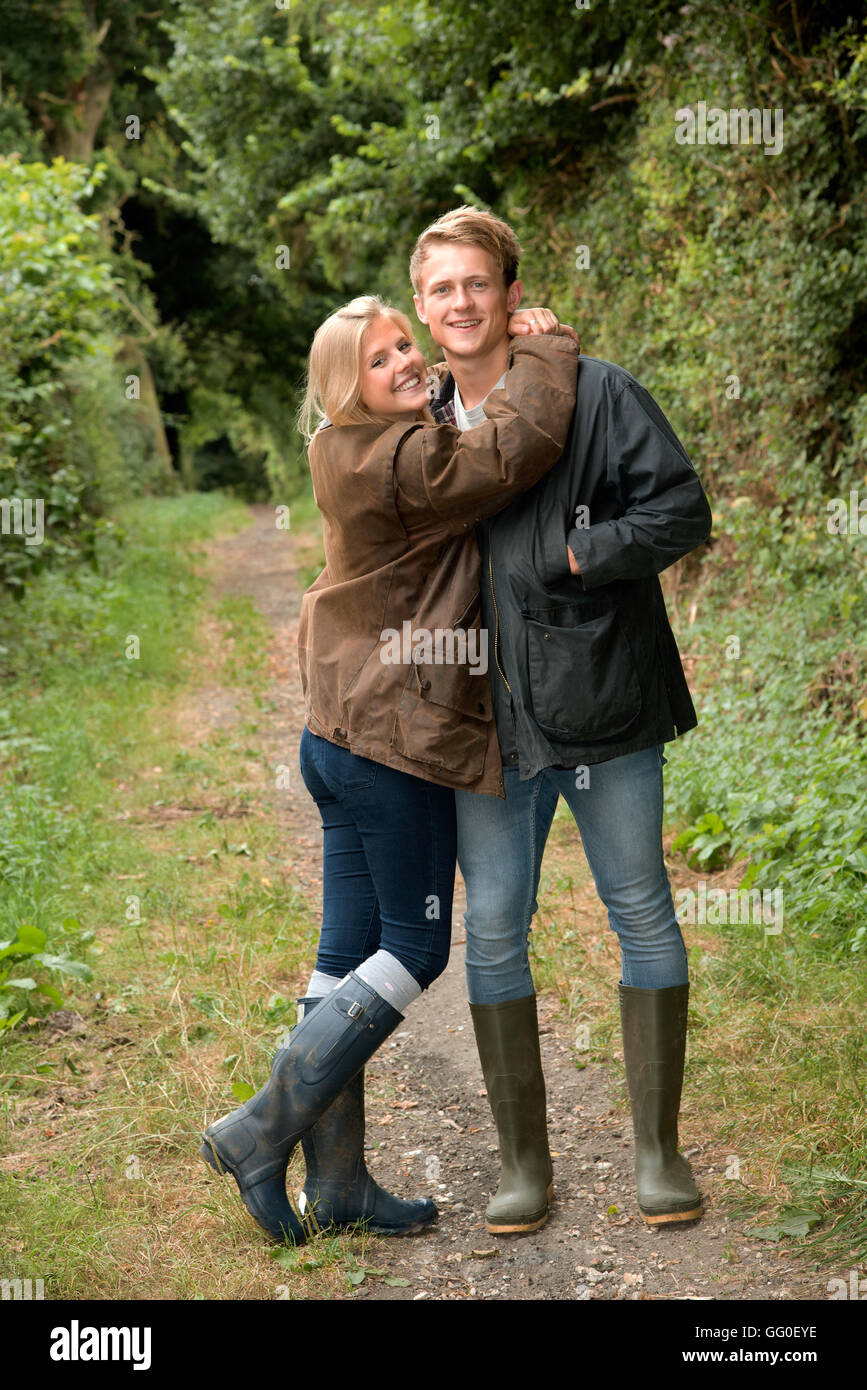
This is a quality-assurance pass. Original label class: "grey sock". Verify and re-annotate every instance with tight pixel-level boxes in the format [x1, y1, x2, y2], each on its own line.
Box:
[306, 969, 344, 999]
[355, 949, 420, 1014]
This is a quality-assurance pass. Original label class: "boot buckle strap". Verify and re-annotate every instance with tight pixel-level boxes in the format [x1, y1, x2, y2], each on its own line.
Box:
[347, 1000, 365, 1019]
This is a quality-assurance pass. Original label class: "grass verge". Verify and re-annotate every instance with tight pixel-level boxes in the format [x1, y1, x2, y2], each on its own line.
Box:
[0, 491, 392, 1299]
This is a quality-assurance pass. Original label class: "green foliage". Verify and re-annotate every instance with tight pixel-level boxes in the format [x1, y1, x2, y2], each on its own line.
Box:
[0, 86, 47, 162]
[0, 154, 177, 592]
[672, 812, 732, 872]
[663, 462, 866, 957]
[669, 718, 866, 955]
[0, 156, 119, 377]
[151, 1, 867, 510]
[0, 0, 165, 160]
[0, 492, 250, 1038]
[0, 748, 96, 1038]
[746, 1207, 824, 1242]
[0, 920, 94, 1038]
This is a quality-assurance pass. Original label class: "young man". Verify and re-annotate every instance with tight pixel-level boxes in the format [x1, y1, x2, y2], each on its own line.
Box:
[410, 206, 713, 1234]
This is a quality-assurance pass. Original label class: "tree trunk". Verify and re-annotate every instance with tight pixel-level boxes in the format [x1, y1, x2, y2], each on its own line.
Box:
[41, 8, 114, 163]
[52, 70, 114, 163]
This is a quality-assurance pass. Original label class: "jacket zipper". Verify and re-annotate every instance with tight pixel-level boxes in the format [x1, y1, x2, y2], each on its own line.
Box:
[488, 547, 512, 695]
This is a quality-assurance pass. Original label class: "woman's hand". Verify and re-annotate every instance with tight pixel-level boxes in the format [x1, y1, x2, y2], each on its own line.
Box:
[508, 307, 580, 348]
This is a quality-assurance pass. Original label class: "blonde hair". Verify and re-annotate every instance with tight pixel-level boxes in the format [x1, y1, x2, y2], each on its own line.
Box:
[409, 204, 522, 295]
[297, 295, 430, 443]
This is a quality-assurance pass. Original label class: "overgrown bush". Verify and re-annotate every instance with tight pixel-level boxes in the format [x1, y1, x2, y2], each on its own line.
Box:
[0, 154, 176, 592]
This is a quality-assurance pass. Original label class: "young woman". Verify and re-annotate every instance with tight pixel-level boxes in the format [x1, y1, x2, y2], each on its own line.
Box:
[200, 295, 579, 1244]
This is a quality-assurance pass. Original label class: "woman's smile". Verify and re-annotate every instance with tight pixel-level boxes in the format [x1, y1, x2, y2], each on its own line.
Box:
[393, 371, 423, 392]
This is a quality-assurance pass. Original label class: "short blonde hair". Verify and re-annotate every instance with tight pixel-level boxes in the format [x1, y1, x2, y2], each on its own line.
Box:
[297, 295, 428, 443]
[410, 204, 522, 295]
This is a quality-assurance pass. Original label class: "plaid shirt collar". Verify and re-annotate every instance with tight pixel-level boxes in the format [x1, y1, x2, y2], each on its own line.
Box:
[430, 369, 456, 425]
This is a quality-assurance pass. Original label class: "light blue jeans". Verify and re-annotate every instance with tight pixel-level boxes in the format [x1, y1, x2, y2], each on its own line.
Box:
[454, 744, 688, 1004]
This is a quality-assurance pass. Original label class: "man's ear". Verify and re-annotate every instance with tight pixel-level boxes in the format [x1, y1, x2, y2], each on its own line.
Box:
[507, 279, 524, 314]
[413, 292, 428, 325]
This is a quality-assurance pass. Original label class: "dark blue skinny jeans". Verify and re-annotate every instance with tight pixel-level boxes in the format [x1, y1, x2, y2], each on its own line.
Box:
[298, 725, 456, 990]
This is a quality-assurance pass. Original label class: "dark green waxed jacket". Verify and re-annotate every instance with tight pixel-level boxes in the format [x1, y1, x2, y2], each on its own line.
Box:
[432, 354, 713, 778]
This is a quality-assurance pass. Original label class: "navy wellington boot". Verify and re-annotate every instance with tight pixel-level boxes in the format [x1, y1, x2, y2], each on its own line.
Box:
[297, 996, 437, 1236]
[200, 974, 403, 1243]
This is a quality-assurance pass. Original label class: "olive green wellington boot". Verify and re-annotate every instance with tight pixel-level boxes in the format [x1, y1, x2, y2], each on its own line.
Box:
[470, 994, 554, 1234]
[619, 982, 703, 1225]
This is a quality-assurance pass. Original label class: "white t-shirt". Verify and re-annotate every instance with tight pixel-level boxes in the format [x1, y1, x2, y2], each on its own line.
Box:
[453, 373, 507, 431]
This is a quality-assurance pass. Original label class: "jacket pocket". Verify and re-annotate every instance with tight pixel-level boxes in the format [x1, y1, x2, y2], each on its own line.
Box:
[410, 612, 493, 722]
[391, 686, 490, 784]
[524, 608, 642, 741]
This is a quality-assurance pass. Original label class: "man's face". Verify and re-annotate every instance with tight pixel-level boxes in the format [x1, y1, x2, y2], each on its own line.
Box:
[413, 242, 523, 361]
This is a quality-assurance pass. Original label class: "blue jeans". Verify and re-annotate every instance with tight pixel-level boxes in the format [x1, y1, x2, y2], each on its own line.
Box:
[298, 726, 456, 990]
[454, 745, 688, 1004]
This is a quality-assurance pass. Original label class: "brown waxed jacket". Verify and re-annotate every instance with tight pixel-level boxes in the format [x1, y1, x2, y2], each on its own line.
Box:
[296, 333, 579, 797]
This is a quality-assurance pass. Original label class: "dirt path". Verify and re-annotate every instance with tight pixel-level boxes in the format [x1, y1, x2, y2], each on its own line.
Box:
[203, 503, 821, 1302]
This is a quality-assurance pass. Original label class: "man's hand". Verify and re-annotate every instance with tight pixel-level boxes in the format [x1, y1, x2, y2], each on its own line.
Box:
[567, 546, 581, 576]
[508, 307, 580, 348]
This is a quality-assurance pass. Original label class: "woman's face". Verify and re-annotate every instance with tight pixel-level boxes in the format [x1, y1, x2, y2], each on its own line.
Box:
[358, 317, 429, 419]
